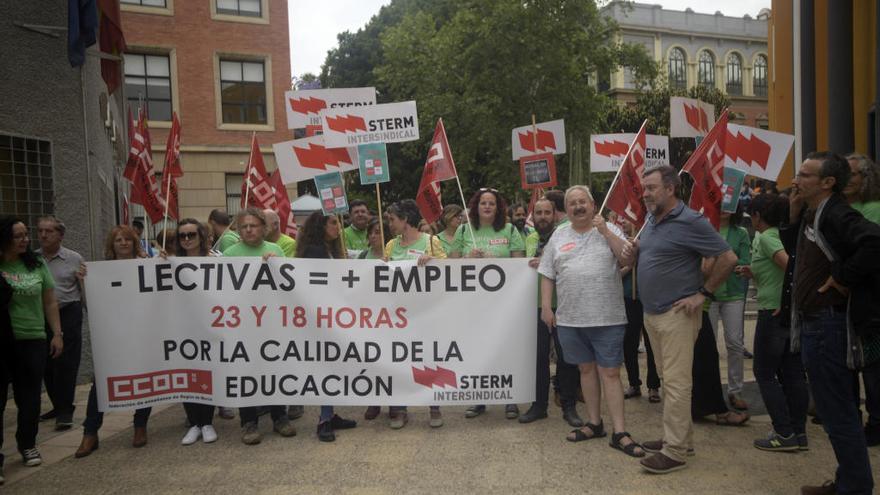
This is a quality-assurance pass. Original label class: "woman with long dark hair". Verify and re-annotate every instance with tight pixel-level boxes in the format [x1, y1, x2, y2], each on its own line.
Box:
[296, 211, 357, 441]
[75, 225, 154, 457]
[0, 216, 63, 468]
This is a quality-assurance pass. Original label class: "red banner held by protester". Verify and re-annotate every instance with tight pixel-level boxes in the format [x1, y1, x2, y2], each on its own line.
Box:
[604, 121, 648, 229]
[269, 170, 297, 237]
[241, 134, 276, 210]
[682, 111, 729, 230]
[128, 121, 165, 224]
[160, 112, 183, 220]
[416, 119, 457, 223]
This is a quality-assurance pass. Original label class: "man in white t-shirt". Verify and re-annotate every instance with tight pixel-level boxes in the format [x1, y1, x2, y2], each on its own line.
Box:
[538, 185, 644, 458]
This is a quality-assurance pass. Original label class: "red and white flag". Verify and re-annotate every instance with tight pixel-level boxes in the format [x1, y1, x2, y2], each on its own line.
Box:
[723, 124, 794, 181]
[160, 112, 183, 220]
[241, 134, 276, 210]
[273, 135, 358, 185]
[269, 170, 298, 238]
[603, 120, 648, 230]
[129, 114, 165, 224]
[416, 119, 458, 224]
[123, 105, 139, 182]
[121, 193, 130, 226]
[670, 96, 715, 138]
[683, 111, 729, 230]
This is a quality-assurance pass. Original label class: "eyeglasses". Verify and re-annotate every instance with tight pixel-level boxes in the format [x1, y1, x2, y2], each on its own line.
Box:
[178, 232, 198, 240]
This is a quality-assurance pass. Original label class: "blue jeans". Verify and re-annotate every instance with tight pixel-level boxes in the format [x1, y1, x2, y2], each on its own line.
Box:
[753, 310, 807, 437]
[800, 308, 874, 494]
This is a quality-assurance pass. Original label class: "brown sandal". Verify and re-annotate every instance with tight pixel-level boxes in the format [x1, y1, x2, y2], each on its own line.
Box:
[715, 410, 750, 426]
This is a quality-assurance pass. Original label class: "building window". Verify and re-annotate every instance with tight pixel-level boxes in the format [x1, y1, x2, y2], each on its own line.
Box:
[727, 53, 743, 96]
[220, 59, 267, 125]
[698, 50, 715, 88]
[121, 0, 166, 5]
[668, 48, 687, 89]
[124, 53, 172, 121]
[216, 0, 261, 17]
[753, 55, 768, 97]
[0, 134, 54, 245]
[225, 173, 243, 216]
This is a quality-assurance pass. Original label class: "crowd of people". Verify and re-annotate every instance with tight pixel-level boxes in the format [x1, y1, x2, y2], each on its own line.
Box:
[1, 151, 879, 493]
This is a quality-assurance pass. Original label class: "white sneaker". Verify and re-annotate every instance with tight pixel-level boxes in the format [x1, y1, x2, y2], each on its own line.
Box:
[201, 425, 218, 443]
[181, 426, 201, 445]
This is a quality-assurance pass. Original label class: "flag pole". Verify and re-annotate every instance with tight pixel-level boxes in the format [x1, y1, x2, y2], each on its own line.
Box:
[160, 169, 172, 251]
[243, 132, 256, 210]
[598, 119, 648, 214]
[531, 114, 538, 154]
[338, 213, 348, 258]
[375, 183, 385, 246]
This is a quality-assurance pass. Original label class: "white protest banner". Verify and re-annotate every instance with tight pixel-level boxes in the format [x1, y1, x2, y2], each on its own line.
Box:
[273, 135, 359, 185]
[285, 87, 377, 130]
[590, 133, 669, 172]
[724, 124, 794, 181]
[84, 258, 535, 410]
[511, 119, 566, 160]
[670, 96, 715, 138]
[320, 101, 419, 148]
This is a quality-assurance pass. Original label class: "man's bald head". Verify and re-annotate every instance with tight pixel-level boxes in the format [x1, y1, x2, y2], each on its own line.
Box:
[263, 209, 281, 239]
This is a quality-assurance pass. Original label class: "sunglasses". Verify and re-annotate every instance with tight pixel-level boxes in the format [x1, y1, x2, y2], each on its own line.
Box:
[478, 187, 499, 193]
[177, 232, 199, 240]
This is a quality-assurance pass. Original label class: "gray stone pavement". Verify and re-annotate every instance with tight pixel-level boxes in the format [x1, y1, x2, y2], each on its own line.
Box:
[3, 320, 878, 494]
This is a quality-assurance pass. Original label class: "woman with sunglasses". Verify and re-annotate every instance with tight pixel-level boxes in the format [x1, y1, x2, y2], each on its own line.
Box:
[172, 219, 220, 445]
[449, 188, 525, 419]
[76, 225, 153, 458]
[434, 204, 463, 255]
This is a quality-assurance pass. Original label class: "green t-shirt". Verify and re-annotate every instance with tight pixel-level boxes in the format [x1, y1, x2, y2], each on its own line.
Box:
[852, 201, 880, 225]
[0, 259, 55, 340]
[358, 248, 384, 260]
[451, 223, 525, 258]
[750, 228, 785, 310]
[223, 241, 284, 257]
[344, 225, 369, 252]
[437, 231, 456, 255]
[275, 234, 297, 257]
[217, 230, 241, 252]
[715, 225, 751, 301]
[384, 234, 446, 261]
[525, 230, 558, 308]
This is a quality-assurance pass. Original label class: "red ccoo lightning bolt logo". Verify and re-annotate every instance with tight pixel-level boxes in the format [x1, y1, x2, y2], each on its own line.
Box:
[326, 115, 367, 133]
[293, 143, 353, 170]
[289, 97, 327, 115]
[518, 129, 557, 152]
[412, 366, 457, 389]
[594, 140, 630, 157]
[683, 103, 709, 133]
[724, 130, 772, 170]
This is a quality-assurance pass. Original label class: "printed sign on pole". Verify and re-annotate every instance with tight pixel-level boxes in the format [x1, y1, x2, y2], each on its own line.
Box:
[511, 119, 566, 160]
[358, 143, 390, 185]
[519, 153, 557, 190]
[670, 97, 716, 138]
[724, 124, 794, 182]
[590, 133, 670, 172]
[721, 167, 747, 213]
[314, 171, 348, 215]
[273, 135, 358, 185]
[285, 87, 377, 130]
[320, 101, 419, 148]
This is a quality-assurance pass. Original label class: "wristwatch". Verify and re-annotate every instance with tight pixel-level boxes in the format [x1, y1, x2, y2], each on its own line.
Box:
[698, 286, 716, 301]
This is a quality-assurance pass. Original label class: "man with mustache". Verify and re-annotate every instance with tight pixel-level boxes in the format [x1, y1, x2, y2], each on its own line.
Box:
[625, 165, 738, 473]
[538, 186, 645, 457]
[519, 197, 583, 427]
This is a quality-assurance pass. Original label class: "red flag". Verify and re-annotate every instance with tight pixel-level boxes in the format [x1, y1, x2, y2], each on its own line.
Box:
[160, 112, 183, 220]
[129, 124, 166, 224]
[682, 111, 730, 230]
[604, 121, 648, 230]
[269, 170, 297, 237]
[416, 119, 458, 223]
[97, 0, 127, 94]
[241, 134, 276, 210]
[121, 193, 130, 226]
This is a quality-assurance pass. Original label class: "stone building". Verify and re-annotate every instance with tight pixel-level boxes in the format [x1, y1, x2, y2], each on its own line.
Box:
[601, 2, 770, 128]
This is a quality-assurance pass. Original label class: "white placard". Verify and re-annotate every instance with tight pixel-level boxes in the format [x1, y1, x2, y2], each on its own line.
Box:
[273, 135, 359, 185]
[670, 96, 716, 138]
[320, 101, 419, 148]
[285, 87, 377, 130]
[724, 124, 794, 181]
[590, 133, 670, 172]
[84, 258, 536, 410]
[511, 119, 566, 160]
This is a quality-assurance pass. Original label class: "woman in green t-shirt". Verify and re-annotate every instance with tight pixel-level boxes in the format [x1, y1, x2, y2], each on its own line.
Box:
[450, 188, 525, 420]
[0, 215, 63, 468]
[357, 218, 388, 260]
[740, 194, 808, 451]
[844, 153, 880, 224]
[433, 204, 463, 255]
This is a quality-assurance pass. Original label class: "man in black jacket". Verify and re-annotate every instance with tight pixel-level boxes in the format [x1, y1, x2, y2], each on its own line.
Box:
[781, 152, 880, 495]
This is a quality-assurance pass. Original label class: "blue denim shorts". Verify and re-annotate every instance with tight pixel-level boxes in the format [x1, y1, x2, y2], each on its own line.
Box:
[556, 324, 626, 367]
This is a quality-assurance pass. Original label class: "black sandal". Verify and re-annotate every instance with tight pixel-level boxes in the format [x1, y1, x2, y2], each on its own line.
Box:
[609, 431, 645, 458]
[566, 421, 606, 442]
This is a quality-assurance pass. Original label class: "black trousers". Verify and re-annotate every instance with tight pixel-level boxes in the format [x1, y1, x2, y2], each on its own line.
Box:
[0, 339, 47, 454]
[184, 403, 215, 427]
[239, 405, 286, 427]
[535, 310, 579, 410]
[82, 381, 151, 434]
[691, 312, 729, 418]
[622, 298, 660, 389]
[44, 301, 83, 416]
